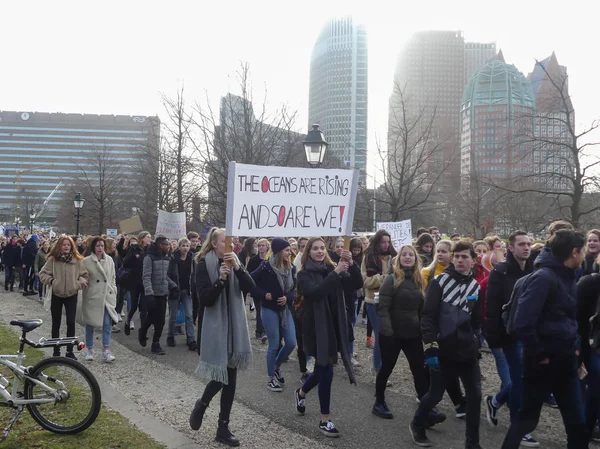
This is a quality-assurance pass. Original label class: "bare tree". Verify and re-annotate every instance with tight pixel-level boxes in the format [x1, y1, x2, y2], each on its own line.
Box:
[377, 83, 455, 222]
[488, 57, 600, 228]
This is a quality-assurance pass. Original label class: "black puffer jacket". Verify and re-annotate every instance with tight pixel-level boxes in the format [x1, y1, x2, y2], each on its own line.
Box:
[378, 269, 423, 339]
[122, 244, 146, 290]
[576, 273, 600, 367]
[21, 240, 38, 266]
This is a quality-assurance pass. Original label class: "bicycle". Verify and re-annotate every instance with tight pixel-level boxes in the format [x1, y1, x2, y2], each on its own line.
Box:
[0, 319, 101, 441]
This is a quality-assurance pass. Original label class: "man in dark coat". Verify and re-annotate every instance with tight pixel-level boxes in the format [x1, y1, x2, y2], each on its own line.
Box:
[21, 235, 39, 295]
[3, 236, 21, 291]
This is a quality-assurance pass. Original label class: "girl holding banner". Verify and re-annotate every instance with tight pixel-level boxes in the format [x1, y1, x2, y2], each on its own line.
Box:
[294, 237, 360, 438]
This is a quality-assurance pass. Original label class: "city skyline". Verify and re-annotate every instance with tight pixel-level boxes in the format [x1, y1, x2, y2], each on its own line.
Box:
[1, 1, 597, 187]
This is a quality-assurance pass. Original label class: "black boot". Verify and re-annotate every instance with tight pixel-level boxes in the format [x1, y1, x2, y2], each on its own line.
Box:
[216, 420, 240, 447]
[189, 398, 208, 430]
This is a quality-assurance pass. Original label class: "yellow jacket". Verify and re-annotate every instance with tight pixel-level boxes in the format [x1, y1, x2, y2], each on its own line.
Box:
[421, 262, 448, 289]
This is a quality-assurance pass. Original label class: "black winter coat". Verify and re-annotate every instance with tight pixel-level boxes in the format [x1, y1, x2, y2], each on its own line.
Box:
[378, 270, 424, 340]
[297, 261, 359, 384]
[122, 244, 146, 290]
[22, 240, 38, 266]
[250, 260, 296, 312]
[484, 251, 533, 349]
[2, 243, 21, 267]
[576, 273, 600, 367]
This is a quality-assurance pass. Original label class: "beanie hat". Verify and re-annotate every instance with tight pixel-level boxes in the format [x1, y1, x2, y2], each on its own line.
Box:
[271, 238, 291, 255]
[155, 234, 168, 244]
[31, 234, 39, 244]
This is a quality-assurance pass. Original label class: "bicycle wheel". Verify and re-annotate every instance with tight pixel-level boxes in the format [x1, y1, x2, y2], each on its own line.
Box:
[24, 356, 101, 434]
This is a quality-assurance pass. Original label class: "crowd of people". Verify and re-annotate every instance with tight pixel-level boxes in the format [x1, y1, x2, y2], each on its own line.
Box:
[1, 222, 600, 448]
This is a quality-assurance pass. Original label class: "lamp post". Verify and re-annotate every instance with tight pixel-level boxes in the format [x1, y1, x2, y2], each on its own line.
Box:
[302, 124, 328, 168]
[73, 192, 85, 236]
[29, 210, 35, 232]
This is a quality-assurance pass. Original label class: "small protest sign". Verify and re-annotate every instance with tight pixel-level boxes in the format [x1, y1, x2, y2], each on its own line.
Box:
[106, 229, 118, 238]
[156, 210, 187, 240]
[119, 216, 143, 235]
[376, 220, 412, 250]
[226, 162, 359, 238]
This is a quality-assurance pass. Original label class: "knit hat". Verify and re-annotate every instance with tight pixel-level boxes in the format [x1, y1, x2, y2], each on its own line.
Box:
[30, 234, 39, 244]
[155, 234, 168, 245]
[271, 238, 291, 254]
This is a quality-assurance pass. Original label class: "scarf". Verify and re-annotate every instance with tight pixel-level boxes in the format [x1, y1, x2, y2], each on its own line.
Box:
[305, 258, 328, 274]
[269, 255, 294, 329]
[58, 253, 73, 263]
[196, 250, 252, 385]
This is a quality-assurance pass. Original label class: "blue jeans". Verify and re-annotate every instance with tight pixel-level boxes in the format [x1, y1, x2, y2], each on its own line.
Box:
[492, 347, 512, 407]
[586, 350, 600, 435]
[261, 306, 297, 378]
[167, 290, 195, 342]
[366, 303, 381, 371]
[85, 309, 112, 349]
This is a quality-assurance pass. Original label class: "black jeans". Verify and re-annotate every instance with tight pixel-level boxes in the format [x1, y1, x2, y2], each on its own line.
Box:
[301, 364, 334, 415]
[376, 335, 429, 402]
[201, 367, 237, 422]
[50, 294, 77, 353]
[502, 352, 588, 449]
[23, 265, 35, 291]
[293, 311, 307, 373]
[140, 295, 167, 344]
[5, 266, 16, 288]
[126, 285, 146, 324]
[254, 298, 265, 338]
[414, 357, 481, 447]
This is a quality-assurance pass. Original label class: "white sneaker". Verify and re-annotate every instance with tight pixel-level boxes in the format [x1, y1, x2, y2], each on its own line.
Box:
[111, 324, 121, 333]
[117, 315, 123, 323]
[129, 321, 135, 330]
[351, 357, 361, 367]
[85, 349, 95, 361]
[103, 349, 116, 363]
[361, 317, 368, 325]
[306, 358, 315, 374]
[120, 311, 126, 318]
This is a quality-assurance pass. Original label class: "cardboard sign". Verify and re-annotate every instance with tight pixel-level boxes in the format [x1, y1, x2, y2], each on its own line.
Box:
[376, 220, 412, 250]
[106, 228, 118, 238]
[119, 216, 143, 235]
[226, 162, 359, 238]
[156, 210, 187, 240]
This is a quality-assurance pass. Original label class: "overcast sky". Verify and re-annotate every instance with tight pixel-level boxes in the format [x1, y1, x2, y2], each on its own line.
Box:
[2, 0, 598, 183]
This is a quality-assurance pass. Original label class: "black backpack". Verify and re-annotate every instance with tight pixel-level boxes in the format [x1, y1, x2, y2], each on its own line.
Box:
[502, 267, 558, 335]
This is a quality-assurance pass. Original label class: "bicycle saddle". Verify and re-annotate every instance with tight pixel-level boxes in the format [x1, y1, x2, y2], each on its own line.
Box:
[10, 319, 43, 332]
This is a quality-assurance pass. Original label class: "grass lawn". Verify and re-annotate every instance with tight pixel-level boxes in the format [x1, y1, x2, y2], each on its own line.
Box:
[0, 323, 165, 449]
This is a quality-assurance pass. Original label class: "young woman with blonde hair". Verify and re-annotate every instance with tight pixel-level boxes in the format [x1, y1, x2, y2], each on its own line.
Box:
[421, 240, 453, 288]
[39, 235, 88, 359]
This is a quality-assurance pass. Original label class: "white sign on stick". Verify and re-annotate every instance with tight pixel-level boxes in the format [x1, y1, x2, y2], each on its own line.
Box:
[156, 210, 187, 240]
[106, 228, 118, 238]
[226, 162, 359, 238]
[376, 220, 412, 250]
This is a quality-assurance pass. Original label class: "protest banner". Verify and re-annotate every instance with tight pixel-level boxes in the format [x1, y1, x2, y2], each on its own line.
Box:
[376, 219, 412, 250]
[156, 210, 187, 240]
[106, 228, 118, 238]
[119, 216, 143, 235]
[226, 162, 359, 238]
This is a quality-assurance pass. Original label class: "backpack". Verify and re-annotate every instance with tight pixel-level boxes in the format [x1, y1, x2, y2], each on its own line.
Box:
[502, 267, 558, 335]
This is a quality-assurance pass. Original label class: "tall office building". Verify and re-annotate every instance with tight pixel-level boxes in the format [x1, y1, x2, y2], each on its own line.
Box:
[391, 30, 465, 190]
[460, 51, 536, 191]
[464, 42, 497, 85]
[0, 111, 160, 224]
[308, 17, 368, 184]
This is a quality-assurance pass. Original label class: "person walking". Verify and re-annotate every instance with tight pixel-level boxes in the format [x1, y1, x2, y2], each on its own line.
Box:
[410, 241, 482, 449]
[415, 233, 435, 267]
[123, 231, 151, 334]
[138, 234, 177, 355]
[374, 244, 440, 423]
[21, 234, 38, 296]
[294, 237, 360, 438]
[362, 229, 397, 380]
[189, 228, 255, 447]
[502, 230, 588, 449]
[82, 236, 119, 363]
[34, 240, 50, 302]
[39, 235, 88, 359]
[3, 235, 21, 292]
[250, 238, 297, 392]
[247, 238, 270, 343]
[167, 237, 198, 351]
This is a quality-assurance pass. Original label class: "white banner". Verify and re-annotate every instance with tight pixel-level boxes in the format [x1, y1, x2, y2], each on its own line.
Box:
[376, 220, 412, 250]
[156, 210, 187, 240]
[226, 162, 359, 237]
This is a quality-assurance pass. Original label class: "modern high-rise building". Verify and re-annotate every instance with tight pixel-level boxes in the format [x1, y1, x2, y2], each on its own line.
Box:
[460, 51, 536, 190]
[464, 42, 497, 85]
[308, 17, 368, 184]
[0, 111, 160, 225]
[391, 30, 465, 190]
[528, 52, 573, 191]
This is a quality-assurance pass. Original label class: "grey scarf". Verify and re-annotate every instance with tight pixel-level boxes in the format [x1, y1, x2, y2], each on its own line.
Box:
[269, 255, 294, 329]
[196, 251, 252, 385]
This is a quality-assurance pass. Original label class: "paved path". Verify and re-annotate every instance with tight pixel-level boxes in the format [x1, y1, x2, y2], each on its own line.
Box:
[0, 286, 566, 448]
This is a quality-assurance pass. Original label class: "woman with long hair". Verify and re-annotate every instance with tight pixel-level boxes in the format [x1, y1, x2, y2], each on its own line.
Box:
[251, 238, 297, 392]
[415, 233, 435, 267]
[374, 245, 438, 421]
[583, 229, 600, 276]
[34, 240, 50, 303]
[39, 235, 88, 359]
[294, 237, 361, 437]
[237, 238, 256, 268]
[123, 231, 152, 334]
[189, 228, 255, 446]
[361, 229, 397, 379]
[82, 237, 118, 363]
[247, 238, 270, 341]
[349, 237, 365, 367]
[421, 240, 453, 288]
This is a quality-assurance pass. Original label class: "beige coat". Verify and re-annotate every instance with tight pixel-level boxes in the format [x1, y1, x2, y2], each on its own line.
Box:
[361, 254, 392, 304]
[39, 256, 88, 298]
[81, 254, 118, 328]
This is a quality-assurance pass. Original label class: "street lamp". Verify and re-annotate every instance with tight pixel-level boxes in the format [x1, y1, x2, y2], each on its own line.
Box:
[29, 210, 35, 232]
[303, 124, 328, 167]
[74, 192, 85, 236]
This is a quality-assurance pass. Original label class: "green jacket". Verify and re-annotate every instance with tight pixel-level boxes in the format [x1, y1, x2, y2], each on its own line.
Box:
[34, 249, 48, 273]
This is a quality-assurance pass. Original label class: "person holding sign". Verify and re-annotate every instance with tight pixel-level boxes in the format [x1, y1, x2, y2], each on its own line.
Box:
[250, 238, 297, 392]
[190, 228, 255, 447]
[294, 237, 360, 438]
